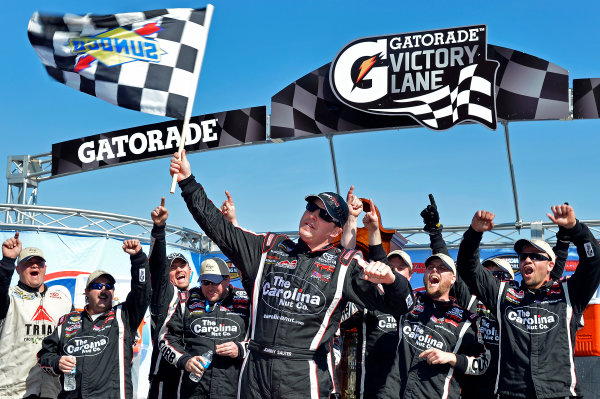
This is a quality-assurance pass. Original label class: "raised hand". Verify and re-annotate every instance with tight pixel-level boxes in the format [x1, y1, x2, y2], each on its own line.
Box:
[346, 186, 363, 218]
[421, 194, 442, 234]
[151, 197, 168, 226]
[169, 149, 192, 182]
[362, 199, 379, 232]
[547, 204, 576, 229]
[220, 190, 238, 226]
[122, 239, 142, 255]
[2, 232, 22, 260]
[471, 210, 495, 233]
[362, 260, 395, 285]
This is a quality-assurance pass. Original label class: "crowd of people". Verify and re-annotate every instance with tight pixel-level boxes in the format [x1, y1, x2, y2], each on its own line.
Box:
[0, 149, 598, 399]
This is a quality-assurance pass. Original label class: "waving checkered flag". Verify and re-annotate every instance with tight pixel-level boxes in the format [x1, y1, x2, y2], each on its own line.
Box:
[377, 61, 499, 130]
[28, 7, 212, 119]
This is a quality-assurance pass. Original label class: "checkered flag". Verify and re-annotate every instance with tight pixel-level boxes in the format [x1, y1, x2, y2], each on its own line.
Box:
[28, 7, 211, 119]
[377, 62, 499, 130]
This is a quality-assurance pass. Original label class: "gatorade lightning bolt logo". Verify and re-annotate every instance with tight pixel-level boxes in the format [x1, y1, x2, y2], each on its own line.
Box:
[353, 54, 383, 90]
[68, 23, 166, 72]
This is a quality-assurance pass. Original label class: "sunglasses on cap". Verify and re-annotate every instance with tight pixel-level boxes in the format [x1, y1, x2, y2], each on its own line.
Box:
[518, 253, 551, 262]
[491, 270, 513, 281]
[89, 283, 115, 291]
[305, 202, 337, 225]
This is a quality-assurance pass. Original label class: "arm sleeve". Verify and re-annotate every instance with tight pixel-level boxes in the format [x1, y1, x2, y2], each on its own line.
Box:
[456, 227, 500, 311]
[159, 302, 191, 369]
[37, 324, 62, 376]
[0, 257, 16, 320]
[454, 318, 490, 376]
[368, 244, 387, 263]
[343, 256, 414, 319]
[179, 176, 264, 282]
[452, 276, 476, 310]
[124, 250, 151, 333]
[550, 237, 570, 281]
[149, 224, 173, 344]
[429, 230, 449, 256]
[565, 221, 600, 314]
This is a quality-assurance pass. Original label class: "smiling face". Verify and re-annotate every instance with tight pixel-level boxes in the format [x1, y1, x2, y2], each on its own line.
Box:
[16, 256, 47, 292]
[169, 258, 191, 290]
[85, 276, 114, 315]
[518, 244, 554, 289]
[423, 258, 455, 301]
[201, 276, 230, 303]
[298, 199, 342, 251]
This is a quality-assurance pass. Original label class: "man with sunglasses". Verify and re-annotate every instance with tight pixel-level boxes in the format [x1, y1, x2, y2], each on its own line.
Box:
[37, 239, 151, 399]
[0, 233, 73, 399]
[457, 204, 600, 399]
[160, 257, 250, 398]
[169, 150, 414, 399]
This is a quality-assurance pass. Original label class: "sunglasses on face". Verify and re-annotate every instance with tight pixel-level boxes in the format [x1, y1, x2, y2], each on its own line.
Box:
[305, 202, 337, 224]
[201, 280, 223, 286]
[518, 253, 550, 262]
[491, 270, 513, 281]
[90, 283, 115, 291]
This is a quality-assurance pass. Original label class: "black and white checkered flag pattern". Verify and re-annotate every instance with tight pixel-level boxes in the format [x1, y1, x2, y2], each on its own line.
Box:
[376, 62, 498, 130]
[28, 8, 208, 119]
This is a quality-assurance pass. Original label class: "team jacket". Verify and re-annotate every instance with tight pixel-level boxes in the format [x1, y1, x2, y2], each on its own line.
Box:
[178, 176, 414, 392]
[160, 285, 251, 398]
[456, 221, 600, 398]
[0, 257, 73, 398]
[37, 251, 151, 399]
[147, 223, 186, 395]
[339, 302, 398, 398]
[382, 292, 489, 399]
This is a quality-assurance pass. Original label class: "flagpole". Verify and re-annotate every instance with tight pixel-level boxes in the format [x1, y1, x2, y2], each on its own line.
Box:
[170, 4, 214, 193]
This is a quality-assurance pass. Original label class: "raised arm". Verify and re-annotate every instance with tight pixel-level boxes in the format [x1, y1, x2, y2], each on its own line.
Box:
[122, 239, 151, 332]
[220, 190, 239, 227]
[0, 232, 21, 319]
[421, 194, 448, 256]
[456, 211, 501, 311]
[170, 150, 264, 282]
[340, 186, 362, 250]
[363, 199, 386, 262]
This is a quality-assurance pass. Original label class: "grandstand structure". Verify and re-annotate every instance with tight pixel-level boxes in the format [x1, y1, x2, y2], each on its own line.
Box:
[5, 151, 600, 254]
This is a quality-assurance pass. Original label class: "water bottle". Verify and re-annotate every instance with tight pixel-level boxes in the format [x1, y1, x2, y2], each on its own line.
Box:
[189, 350, 213, 382]
[63, 362, 76, 391]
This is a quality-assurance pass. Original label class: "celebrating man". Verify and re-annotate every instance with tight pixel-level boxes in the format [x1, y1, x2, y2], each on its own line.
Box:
[169, 150, 414, 399]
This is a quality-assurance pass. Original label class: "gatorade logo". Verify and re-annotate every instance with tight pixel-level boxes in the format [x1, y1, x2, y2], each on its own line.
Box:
[506, 306, 559, 334]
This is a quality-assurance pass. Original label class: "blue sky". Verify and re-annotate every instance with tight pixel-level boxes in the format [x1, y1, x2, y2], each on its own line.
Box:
[2, 1, 599, 235]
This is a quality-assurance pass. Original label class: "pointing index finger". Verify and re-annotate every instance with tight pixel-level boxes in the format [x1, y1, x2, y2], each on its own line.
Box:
[225, 190, 232, 202]
[160, 197, 165, 207]
[14, 232, 19, 240]
[347, 185, 354, 201]
[428, 194, 437, 209]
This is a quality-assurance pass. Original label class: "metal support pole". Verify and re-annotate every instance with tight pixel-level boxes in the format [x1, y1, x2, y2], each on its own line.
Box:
[326, 135, 341, 195]
[502, 121, 522, 228]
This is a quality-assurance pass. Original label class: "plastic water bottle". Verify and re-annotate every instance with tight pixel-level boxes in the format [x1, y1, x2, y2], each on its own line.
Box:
[64, 363, 76, 391]
[189, 350, 213, 382]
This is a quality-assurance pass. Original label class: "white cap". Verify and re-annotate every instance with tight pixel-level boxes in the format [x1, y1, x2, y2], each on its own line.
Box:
[424, 253, 456, 275]
[387, 250, 413, 272]
[514, 239, 556, 263]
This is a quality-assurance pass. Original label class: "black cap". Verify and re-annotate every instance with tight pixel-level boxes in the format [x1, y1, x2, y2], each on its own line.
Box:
[167, 252, 188, 267]
[305, 192, 349, 227]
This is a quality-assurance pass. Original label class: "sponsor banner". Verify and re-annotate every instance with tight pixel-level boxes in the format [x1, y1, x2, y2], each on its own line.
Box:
[271, 39, 568, 138]
[330, 25, 498, 130]
[51, 106, 267, 177]
[573, 78, 600, 119]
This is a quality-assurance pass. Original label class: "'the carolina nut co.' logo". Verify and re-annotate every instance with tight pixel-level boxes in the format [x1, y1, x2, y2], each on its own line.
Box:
[190, 317, 241, 339]
[262, 273, 326, 315]
[64, 335, 109, 356]
[330, 25, 498, 131]
[402, 322, 447, 351]
[505, 306, 559, 334]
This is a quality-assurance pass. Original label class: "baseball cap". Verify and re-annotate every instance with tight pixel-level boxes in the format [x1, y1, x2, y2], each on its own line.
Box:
[167, 252, 188, 267]
[387, 250, 413, 272]
[86, 270, 116, 288]
[514, 239, 556, 263]
[424, 253, 457, 275]
[17, 247, 45, 265]
[304, 192, 349, 227]
[198, 257, 230, 283]
[482, 257, 515, 280]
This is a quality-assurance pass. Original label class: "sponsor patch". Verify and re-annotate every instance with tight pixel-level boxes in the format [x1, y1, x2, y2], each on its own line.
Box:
[505, 306, 559, 334]
[585, 242, 595, 258]
[402, 321, 447, 351]
[70, 316, 81, 322]
[376, 314, 398, 332]
[190, 317, 242, 339]
[406, 294, 414, 308]
[261, 272, 326, 316]
[64, 335, 110, 357]
[478, 317, 499, 345]
[278, 241, 294, 253]
[139, 269, 146, 283]
[275, 259, 297, 270]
